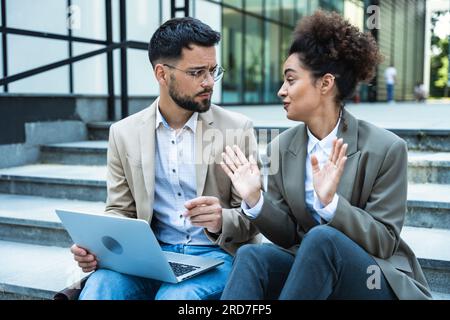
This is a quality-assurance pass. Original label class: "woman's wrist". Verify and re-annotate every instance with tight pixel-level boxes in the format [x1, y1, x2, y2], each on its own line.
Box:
[244, 191, 262, 208]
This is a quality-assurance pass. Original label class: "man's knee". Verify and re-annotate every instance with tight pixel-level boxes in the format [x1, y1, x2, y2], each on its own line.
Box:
[83, 269, 119, 287]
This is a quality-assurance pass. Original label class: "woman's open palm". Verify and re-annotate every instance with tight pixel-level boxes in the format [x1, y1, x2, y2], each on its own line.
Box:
[220, 145, 261, 204]
[311, 138, 348, 206]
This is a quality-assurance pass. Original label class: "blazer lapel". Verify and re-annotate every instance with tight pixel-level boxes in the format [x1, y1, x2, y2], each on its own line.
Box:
[284, 125, 318, 231]
[195, 110, 214, 197]
[139, 99, 157, 213]
[336, 109, 361, 202]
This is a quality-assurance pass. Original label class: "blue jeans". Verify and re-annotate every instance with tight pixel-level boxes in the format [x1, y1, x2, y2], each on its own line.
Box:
[387, 84, 394, 102]
[79, 244, 233, 300]
[221, 225, 397, 300]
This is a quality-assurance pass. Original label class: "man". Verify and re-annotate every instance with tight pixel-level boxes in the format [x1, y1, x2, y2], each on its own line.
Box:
[71, 17, 260, 300]
[384, 64, 397, 103]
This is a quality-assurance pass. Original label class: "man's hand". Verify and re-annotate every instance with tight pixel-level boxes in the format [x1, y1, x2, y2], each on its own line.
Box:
[184, 196, 223, 234]
[71, 244, 98, 273]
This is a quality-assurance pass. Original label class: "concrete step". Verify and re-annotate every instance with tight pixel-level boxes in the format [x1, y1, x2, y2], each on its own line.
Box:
[87, 121, 112, 141]
[0, 194, 105, 247]
[88, 121, 450, 152]
[38, 141, 450, 186]
[394, 129, 450, 153]
[407, 184, 450, 229]
[41, 141, 107, 166]
[0, 240, 88, 299]
[408, 152, 450, 184]
[0, 164, 106, 201]
[401, 226, 450, 295]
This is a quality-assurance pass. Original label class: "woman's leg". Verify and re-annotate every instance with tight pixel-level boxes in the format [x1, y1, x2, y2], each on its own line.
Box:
[221, 243, 295, 300]
[279, 225, 397, 300]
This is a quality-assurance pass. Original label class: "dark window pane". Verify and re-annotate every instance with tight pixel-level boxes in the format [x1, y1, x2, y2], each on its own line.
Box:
[244, 15, 263, 103]
[222, 8, 244, 103]
[264, 22, 282, 103]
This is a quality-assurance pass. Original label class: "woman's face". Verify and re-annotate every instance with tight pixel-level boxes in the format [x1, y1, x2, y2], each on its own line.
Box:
[278, 54, 322, 122]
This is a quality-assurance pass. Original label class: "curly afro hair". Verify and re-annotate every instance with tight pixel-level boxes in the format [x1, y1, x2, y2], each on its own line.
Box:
[289, 10, 383, 104]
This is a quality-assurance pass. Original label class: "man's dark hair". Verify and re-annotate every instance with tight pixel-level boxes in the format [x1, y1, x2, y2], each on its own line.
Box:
[148, 17, 221, 68]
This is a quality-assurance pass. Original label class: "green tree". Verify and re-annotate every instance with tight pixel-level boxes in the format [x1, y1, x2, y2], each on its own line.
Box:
[430, 11, 449, 97]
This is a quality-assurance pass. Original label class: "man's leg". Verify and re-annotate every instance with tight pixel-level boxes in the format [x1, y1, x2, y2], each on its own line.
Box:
[279, 225, 397, 300]
[155, 245, 233, 300]
[79, 269, 161, 300]
[387, 84, 394, 102]
[221, 244, 295, 300]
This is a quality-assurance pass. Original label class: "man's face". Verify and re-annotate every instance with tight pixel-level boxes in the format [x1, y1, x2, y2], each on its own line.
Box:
[166, 45, 217, 113]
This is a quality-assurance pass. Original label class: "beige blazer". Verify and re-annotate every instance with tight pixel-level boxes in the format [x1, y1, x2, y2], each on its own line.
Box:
[105, 98, 261, 255]
[253, 109, 432, 300]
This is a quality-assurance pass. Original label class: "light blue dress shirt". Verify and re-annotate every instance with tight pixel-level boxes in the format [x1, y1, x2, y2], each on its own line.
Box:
[152, 107, 213, 245]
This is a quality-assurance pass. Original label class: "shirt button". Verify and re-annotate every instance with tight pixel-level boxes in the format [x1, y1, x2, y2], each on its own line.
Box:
[171, 140, 175, 144]
[172, 169, 176, 173]
[186, 235, 190, 240]
[179, 214, 183, 219]
[177, 192, 182, 196]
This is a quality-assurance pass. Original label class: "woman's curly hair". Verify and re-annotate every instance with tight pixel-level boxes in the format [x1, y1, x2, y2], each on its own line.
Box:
[289, 10, 383, 104]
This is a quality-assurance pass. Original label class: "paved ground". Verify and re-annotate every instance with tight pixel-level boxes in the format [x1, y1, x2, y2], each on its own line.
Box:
[226, 101, 450, 130]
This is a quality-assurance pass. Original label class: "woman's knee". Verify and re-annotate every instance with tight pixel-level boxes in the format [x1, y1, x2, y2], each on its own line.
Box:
[304, 225, 342, 243]
[234, 244, 280, 266]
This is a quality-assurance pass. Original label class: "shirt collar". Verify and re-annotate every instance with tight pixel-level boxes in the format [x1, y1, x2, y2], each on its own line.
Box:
[306, 116, 341, 155]
[156, 105, 199, 133]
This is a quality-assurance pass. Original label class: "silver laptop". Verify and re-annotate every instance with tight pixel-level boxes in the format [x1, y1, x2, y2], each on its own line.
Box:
[55, 209, 223, 283]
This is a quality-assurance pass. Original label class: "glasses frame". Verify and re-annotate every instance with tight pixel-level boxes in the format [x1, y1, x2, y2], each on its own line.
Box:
[163, 63, 225, 82]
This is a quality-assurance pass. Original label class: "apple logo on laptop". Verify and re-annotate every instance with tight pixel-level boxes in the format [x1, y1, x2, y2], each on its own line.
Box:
[101, 236, 123, 254]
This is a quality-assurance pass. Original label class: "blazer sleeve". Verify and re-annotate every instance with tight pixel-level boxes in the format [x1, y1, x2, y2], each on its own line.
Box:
[206, 120, 260, 245]
[252, 139, 299, 248]
[104, 125, 137, 218]
[329, 139, 408, 259]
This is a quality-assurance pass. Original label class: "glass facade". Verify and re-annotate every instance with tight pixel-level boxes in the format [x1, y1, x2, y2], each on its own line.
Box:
[378, 0, 426, 101]
[0, 0, 427, 106]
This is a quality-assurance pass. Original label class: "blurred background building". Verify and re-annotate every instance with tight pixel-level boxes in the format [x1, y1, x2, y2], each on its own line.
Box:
[0, 1, 431, 108]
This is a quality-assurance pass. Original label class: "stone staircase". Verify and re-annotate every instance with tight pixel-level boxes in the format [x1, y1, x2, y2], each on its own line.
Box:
[0, 123, 449, 300]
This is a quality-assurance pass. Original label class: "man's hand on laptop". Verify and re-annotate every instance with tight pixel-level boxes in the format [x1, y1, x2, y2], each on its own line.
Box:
[71, 244, 98, 273]
[184, 196, 222, 234]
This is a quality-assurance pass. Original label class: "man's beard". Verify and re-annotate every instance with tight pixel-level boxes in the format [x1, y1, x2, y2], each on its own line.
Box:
[168, 82, 212, 113]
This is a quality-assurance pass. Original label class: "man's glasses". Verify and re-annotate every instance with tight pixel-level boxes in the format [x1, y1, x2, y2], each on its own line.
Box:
[163, 64, 225, 82]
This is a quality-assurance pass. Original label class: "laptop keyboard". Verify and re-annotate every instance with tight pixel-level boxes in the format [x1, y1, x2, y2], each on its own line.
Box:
[169, 262, 201, 277]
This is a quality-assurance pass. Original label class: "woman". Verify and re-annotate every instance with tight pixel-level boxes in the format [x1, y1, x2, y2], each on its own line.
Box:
[220, 11, 431, 300]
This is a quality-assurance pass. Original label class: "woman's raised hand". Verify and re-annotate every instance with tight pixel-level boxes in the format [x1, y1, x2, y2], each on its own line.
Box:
[220, 145, 262, 208]
[311, 138, 348, 206]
